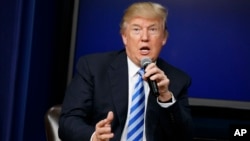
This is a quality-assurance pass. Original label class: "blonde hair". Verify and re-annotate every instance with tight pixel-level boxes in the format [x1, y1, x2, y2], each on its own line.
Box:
[120, 2, 168, 33]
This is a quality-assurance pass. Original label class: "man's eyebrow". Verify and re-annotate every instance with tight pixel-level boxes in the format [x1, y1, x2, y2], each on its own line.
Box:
[131, 24, 141, 27]
[130, 23, 158, 28]
[148, 24, 158, 28]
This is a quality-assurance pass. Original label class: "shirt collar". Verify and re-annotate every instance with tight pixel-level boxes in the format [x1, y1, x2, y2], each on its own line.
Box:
[127, 57, 141, 78]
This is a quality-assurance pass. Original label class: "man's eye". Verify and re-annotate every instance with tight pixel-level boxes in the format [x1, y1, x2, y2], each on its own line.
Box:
[149, 27, 160, 35]
[150, 28, 157, 31]
[132, 28, 141, 34]
[133, 28, 140, 31]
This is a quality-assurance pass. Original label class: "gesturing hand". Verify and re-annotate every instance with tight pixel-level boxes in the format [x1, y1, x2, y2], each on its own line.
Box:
[93, 111, 114, 141]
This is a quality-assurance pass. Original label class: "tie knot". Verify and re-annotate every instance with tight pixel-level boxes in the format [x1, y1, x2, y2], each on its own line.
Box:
[138, 69, 144, 77]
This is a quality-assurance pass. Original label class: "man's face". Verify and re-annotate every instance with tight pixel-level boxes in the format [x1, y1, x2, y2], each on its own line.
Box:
[121, 17, 167, 66]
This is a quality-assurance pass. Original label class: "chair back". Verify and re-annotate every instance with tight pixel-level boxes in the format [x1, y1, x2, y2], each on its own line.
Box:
[45, 105, 62, 141]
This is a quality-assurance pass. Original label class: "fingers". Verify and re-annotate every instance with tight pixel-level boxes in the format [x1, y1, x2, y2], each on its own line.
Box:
[143, 63, 170, 94]
[95, 111, 114, 141]
[143, 63, 158, 78]
[96, 111, 114, 127]
[106, 111, 114, 124]
[144, 63, 168, 82]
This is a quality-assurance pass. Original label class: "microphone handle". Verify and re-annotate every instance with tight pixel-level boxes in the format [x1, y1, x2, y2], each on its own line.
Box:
[143, 63, 160, 97]
[147, 78, 160, 97]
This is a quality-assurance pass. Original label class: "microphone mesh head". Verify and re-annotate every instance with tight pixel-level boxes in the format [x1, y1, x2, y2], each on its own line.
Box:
[140, 57, 152, 68]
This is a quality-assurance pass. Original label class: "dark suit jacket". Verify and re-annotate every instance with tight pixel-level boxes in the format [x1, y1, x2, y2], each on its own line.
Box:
[59, 50, 193, 141]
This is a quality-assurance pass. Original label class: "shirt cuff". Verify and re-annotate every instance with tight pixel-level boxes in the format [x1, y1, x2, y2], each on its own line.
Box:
[90, 132, 95, 141]
[157, 92, 176, 108]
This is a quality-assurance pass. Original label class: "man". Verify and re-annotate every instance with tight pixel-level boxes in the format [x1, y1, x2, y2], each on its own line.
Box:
[59, 2, 193, 141]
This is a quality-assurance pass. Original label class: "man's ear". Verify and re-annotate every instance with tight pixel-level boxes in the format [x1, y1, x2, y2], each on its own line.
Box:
[121, 32, 127, 46]
[162, 31, 168, 46]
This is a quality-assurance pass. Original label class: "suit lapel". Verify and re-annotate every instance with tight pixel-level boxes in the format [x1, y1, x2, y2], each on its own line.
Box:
[107, 51, 129, 127]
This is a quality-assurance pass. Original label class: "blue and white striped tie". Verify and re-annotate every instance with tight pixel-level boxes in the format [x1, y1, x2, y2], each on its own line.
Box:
[127, 69, 145, 141]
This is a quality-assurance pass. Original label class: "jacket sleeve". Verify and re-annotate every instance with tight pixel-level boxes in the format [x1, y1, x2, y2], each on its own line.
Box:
[161, 74, 193, 141]
[146, 61, 193, 141]
[58, 56, 95, 141]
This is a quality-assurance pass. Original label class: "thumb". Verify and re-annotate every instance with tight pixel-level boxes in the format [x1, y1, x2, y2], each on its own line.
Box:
[106, 111, 114, 124]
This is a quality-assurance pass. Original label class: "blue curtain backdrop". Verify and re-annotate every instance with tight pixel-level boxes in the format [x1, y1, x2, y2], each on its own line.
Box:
[0, 0, 72, 141]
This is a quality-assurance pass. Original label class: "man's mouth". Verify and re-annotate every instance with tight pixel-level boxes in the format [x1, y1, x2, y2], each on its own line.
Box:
[140, 46, 150, 55]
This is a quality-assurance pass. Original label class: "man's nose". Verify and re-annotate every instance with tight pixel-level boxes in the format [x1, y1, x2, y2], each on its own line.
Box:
[141, 29, 149, 42]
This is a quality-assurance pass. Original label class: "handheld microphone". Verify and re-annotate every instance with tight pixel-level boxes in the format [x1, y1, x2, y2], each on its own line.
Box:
[140, 57, 160, 97]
